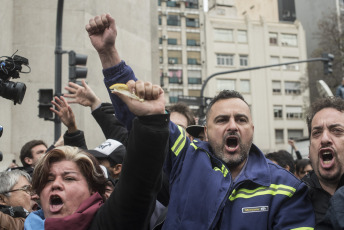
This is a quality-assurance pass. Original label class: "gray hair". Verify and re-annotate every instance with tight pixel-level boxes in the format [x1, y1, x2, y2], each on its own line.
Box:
[0, 170, 31, 196]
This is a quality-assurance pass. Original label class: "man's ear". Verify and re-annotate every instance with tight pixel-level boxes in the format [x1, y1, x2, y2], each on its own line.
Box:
[204, 126, 208, 141]
[0, 194, 8, 205]
[112, 164, 122, 177]
[24, 157, 33, 166]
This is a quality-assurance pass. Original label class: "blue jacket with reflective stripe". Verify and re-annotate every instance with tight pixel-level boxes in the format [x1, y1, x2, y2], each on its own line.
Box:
[103, 61, 315, 230]
[163, 123, 315, 229]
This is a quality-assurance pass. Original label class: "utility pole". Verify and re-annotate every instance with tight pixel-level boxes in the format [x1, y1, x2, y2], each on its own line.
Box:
[199, 55, 334, 119]
[54, 0, 65, 141]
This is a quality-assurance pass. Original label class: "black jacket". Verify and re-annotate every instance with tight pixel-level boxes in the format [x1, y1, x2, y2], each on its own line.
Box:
[89, 114, 169, 230]
[302, 171, 332, 225]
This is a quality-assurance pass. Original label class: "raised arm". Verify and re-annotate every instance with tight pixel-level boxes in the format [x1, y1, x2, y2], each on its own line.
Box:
[86, 13, 137, 131]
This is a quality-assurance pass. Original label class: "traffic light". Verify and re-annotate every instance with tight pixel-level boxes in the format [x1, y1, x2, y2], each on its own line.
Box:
[323, 53, 334, 75]
[38, 89, 53, 120]
[69, 51, 87, 82]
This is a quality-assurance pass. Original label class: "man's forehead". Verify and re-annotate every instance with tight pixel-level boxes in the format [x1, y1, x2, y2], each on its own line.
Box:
[210, 98, 250, 113]
[312, 108, 344, 125]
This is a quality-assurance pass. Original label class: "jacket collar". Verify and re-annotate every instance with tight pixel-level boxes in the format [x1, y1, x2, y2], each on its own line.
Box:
[194, 141, 271, 187]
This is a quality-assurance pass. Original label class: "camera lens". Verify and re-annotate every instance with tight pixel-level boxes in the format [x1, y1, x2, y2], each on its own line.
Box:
[0, 81, 26, 104]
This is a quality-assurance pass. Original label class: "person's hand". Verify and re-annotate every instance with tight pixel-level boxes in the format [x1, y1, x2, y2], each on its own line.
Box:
[85, 13, 120, 68]
[288, 139, 297, 150]
[64, 80, 101, 111]
[54, 134, 64, 147]
[50, 96, 77, 133]
[114, 80, 165, 116]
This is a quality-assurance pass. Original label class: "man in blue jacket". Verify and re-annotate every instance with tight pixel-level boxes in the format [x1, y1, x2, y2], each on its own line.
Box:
[86, 13, 315, 229]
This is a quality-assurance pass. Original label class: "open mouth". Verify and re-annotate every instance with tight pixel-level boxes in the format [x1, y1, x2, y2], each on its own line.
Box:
[320, 149, 335, 169]
[49, 194, 64, 213]
[31, 202, 39, 211]
[226, 136, 239, 150]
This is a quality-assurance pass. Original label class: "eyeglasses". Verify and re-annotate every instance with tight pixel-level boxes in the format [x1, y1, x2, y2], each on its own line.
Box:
[5, 185, 35, 196]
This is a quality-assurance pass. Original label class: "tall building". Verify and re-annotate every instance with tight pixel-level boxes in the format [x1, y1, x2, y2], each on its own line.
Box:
[203, 0, 309, 153]
[158, 0, 206, 112]
[0, 0, 158, 170]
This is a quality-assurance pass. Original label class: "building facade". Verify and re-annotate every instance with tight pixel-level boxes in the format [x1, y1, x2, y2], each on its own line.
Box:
[203, 0, 309, 153]
[0, 0, 158, 170]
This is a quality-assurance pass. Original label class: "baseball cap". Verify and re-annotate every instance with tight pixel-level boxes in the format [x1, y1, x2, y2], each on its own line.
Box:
[186, 125, 205, 138]
[87, 139, 126, 165]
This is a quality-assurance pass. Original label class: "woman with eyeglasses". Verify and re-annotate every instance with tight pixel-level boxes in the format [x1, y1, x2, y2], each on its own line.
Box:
[0, 170, 39, 230]
[24, 109, 169, 230]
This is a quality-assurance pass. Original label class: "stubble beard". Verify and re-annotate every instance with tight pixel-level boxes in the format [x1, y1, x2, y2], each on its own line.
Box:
[211, 136, 253, 170]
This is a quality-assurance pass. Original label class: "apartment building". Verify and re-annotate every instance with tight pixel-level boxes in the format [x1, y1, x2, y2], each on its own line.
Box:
[203, 0, 309, 153]
[158, 0, 206, 111]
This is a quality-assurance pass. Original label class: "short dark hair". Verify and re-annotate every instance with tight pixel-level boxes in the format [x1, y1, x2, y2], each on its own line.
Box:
[265, 150, 295, 174]
[306, 97, 344, 138]
[205, 90, 248, 122]
[295, 159, 311, 175]
[167, 102, 195, 126]
[20, 140, 47, 167]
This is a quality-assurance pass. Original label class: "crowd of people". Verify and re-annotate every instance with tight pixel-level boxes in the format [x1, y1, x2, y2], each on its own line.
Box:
[1, 13, 344, 229]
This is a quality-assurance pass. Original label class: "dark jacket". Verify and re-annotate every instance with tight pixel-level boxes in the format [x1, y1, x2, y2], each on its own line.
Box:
[25, 114, 169, 230]
[0, 205, 27, 230]
[302, 171, 332, 225]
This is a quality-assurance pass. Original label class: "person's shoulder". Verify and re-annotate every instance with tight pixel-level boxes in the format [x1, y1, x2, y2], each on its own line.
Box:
[267, 161, 302, 186]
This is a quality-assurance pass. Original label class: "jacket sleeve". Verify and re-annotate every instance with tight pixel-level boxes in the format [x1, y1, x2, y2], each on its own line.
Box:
[273, 181, 315, 229]
[63, 130, 88, 149]
[91, 114, 169, 230]
[103, 61, 138, 132]
[163, 121, 191, 185]
[0, 212, 25, 230]
[91, 103, 129, 147]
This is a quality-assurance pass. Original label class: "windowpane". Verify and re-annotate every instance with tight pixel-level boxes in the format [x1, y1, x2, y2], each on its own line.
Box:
[217, 79, 235, 91]
[214, 29, 233, 42]
[269, 32, 278, 45]
[288, 129, 303, 139]
[237, 30, 247, 43]
[275, 129, 284, 143]
[168, 69, 182, 84]
[281, 34, 297, 46]
[285, 81, 301, 95]
[282, 57, 299, 70]
[186, 18, 199, 28]
[239, 55, 248, 66]
[216, 54, 234, 66]
[167, 15, 181, 26]
[169, 90, 183, 103]
[272, 81, 281, 93]
[286, 106, 303, 119]
[274, 105, 283, 118]
[168, 38, 177, 45]
[240, 80, 250, 93]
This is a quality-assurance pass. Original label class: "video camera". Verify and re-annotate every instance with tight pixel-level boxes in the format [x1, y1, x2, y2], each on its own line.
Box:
[0, 53, 30, 105]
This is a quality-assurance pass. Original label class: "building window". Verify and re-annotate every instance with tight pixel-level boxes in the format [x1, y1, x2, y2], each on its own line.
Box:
[269, 32, 278, 45]
[285, 81, 301, 95]
[159, 56, 163, 64]
[270, 56, 279, 69]
[216, 54, 234, 66]
[240, 80, 250, 93]
[288, 129, 304, 140]
[166, 0, 180, 7]
[185, 0, 198, 9]
[158, 15, 162, 25]
[214, 29, 234, 42]
[275, 129, 284, 143]
[168, 57, 178, 64]
[282, 57, 299, 71]
[239, 55, 248, 66]
[217, 79, 236, 91]
[168, 38, 177, 45]
[188, 58, 199, 65]
[168, 69, 183, 84]
[286, 106, 303, 119]
[281, 33, 297, 46]
[186, 18, 199, 28]
[237, 30, 248, 43]
[274, 105, 283, 118]
[158, 0, 161, 6]
[187, 39, 199, 46]
[272, 81, 281, 94]
[188, 70, 202, 84]
[169, 89, 183, 103]
[167, 15, 181, 26]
